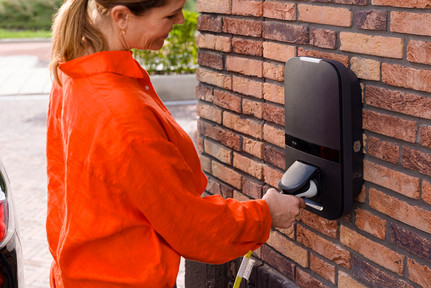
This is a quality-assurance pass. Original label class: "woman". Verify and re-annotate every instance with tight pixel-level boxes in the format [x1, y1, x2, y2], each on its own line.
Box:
[46, 0, 305, 287]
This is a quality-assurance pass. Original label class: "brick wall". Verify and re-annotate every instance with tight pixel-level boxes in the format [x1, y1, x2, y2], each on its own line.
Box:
[188, 0, 431, 287]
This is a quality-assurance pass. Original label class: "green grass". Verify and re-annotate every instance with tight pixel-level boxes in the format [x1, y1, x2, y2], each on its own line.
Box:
[0, 28, 51, 39]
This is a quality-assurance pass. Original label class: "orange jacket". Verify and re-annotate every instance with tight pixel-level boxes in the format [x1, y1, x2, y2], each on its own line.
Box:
[46, 51, 272, 288]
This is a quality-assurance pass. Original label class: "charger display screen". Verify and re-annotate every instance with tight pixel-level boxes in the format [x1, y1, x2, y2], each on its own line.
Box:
[285, 134, 340, 163]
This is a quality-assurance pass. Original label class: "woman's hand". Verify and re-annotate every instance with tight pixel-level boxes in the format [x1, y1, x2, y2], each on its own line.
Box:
[263, 188, 306, 229]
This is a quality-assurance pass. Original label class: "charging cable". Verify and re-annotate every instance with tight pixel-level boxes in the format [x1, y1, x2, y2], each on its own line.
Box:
[233, 250, 255, 288]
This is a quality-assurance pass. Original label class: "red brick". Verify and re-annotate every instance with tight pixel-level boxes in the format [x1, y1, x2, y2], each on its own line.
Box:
[340, 32, 403, 58]
[354, 10, 387, 30]
[297, 269, 330, 288]
[206, 177, 233, 198]
[223, 17, 262, 37]
[198, 50, 223, 70]
[382, 63, 431, 93]
[196, 84, 214, 102]
[350, 57, 380, 81]
[338, 271, 367, 288]
[223, 111, 263, 139]
[369, 188, 431, 234]
[366, 136, 399, 164]
[263, 42, 296, 63]
[232, 38, 263, 57]
[203, 138, 231, 164]
[351, 255, 414, 288]
[391, 11, 431, 36]
[213, 89, 241, 113]
[390, 223, 431, 262]
[196, 67, 232, 90]
[232, 0, 263, 17]
[263, 82, 284, 105]
[297, 209, 338, 238]
[263, 62, 284, 81]
[199, 154, 211, 173]
[298, 4, 352, 27]
[243, 98, 263, 119]
[333, 0, 368, 4]
[198, 121, 241, 150]
[266, 230, 309, 267]
[242, 177, 263, 199]
[420, 125, 431, 148]
[408, 40, 431, 65]
[364, 160, 420, 199]
[196, 33, 231, 52]
[226, 55, 263, 78]
[263, 124, 285, 148]
[373, 0, 431, 8]
[261, 245, 295, 280]
[366, 85, 431, 120]
[263, 144, 285, 170]
[402, 146, 431, 177]
[310, 253, 336, 284]
[423, 180, 431, 205]
[298, 48, 349, 66]
[234, 190, 252, 202]
[340, 225, 404, 274]
[310, 28, 337, 49]
[197, 101, 222, 124]
[242, 137, 264, 159]
[297, 225, 351, 268]
[408, 259, 431, 288]
[211, 161, 242, 189]
[232, 75, 263, 99]
[263, 21, 309, 44]
[355, 186, 367, 203]
[263, 1, 296, 21]
[233, 152, 264, 180]
[363, 110, 417, 143]
[263, 103, 284, 126]
[197, 14, 223, 32]
[263, 164, 283, 188]
[197, 0, 231, 13]
[197, 134, 204, 154]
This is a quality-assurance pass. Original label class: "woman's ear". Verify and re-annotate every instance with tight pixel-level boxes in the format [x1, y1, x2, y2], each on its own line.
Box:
[110, 5, 131, 32]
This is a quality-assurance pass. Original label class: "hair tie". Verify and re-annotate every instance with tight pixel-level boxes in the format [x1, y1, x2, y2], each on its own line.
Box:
[95, 2, 108, 15]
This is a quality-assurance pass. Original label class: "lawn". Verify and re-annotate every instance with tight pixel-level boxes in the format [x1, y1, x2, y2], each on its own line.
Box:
[0, 28, 51, 39]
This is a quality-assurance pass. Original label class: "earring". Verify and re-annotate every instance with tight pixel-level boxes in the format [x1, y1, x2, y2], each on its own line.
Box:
[121, 30, 126, 35]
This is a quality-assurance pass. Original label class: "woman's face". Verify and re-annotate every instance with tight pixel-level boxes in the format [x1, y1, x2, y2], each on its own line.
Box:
[123, 0, 186, 51]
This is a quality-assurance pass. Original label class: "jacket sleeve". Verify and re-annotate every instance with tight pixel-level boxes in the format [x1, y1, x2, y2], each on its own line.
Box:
[119, 137, 272, 264]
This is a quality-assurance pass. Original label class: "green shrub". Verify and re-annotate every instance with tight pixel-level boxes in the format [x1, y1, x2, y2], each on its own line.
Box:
[0, 0, 62, 30]
[133, 10, 198, 75]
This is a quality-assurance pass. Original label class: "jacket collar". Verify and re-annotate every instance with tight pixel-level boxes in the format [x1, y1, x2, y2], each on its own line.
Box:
[59, 50, 145, 79]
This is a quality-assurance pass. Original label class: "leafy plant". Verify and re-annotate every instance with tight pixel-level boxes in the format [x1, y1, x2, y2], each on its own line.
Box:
[0, 0, 62, 30]
[133, 10, 198, 75]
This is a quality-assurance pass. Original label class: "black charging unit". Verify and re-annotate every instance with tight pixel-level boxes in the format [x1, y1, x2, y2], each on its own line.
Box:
[278, 57, 363, 220]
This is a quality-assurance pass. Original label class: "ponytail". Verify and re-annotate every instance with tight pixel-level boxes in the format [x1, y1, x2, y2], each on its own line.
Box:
[50, 0, 106, 86]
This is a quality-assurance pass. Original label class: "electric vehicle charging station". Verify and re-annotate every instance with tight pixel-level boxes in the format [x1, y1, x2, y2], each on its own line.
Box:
[278, 57, 363, 220]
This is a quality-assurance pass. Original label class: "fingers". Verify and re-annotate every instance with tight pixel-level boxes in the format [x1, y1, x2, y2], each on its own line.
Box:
[298, 197, 306, 209]
[263, 189, 307, 229]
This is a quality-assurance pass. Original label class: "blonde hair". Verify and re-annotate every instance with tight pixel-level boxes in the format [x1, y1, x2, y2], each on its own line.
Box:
[50, 0, 167, 85]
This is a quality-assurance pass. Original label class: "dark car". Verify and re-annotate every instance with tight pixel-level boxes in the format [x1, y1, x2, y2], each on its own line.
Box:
[0, 160, 23, 287]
